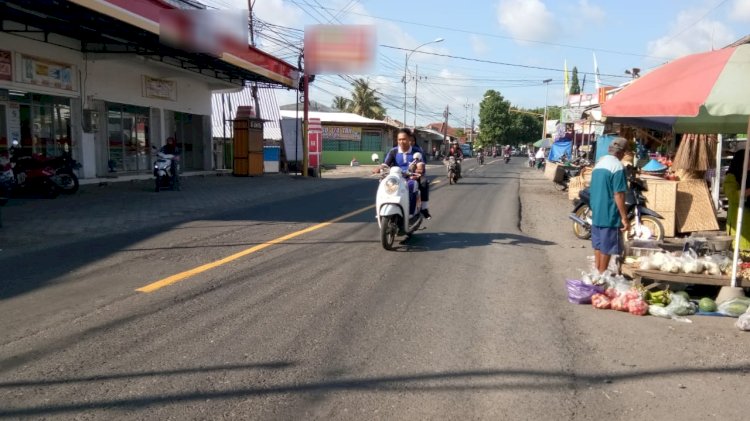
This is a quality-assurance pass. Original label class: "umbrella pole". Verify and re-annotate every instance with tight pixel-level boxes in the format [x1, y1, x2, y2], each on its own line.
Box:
[730, 119, 750, 289]
[712, 134, 722, 210]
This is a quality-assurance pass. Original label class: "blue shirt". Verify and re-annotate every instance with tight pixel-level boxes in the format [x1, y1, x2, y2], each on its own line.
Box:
[385, 145, 423, 172]
[590, 154, 628, 228]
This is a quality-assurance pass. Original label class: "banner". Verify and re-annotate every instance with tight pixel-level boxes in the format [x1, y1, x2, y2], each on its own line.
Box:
[322, 125, 361, 141]
[21, 55, 75, 90]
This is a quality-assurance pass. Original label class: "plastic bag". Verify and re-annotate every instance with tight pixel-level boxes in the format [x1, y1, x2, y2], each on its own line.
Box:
[659, 254, 681, 273]
[702, 255, 721, 276]
[717, 297, 750, 318]
[665, 294, 692, 316]
[680, 249, 704, 274]
[736, 311, 750, 331]
[639, 255, 654, 270]
[566, 279, 605, 304]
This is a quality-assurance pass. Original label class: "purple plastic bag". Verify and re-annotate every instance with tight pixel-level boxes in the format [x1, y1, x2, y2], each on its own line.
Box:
[566, 279, 605, 304]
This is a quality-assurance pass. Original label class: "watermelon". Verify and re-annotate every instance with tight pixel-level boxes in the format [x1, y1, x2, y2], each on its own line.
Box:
[698, 297, 717, 312]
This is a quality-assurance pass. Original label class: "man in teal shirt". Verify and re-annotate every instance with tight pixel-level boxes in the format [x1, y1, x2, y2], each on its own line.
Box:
[589, 137, 630, 273]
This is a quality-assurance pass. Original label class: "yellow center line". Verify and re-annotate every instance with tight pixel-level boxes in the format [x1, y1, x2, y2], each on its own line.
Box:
[136, 204, 374, 293]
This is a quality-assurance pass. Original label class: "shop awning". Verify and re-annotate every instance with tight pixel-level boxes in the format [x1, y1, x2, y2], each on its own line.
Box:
[1, 0, 299, 88]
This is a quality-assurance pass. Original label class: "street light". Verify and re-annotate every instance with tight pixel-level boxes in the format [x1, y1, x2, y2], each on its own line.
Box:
[542, 78, 552, 140]
[404, 37, 444, 127]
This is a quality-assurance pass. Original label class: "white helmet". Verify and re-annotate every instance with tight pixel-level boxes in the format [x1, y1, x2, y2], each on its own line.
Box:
[413, 152, 423, 161]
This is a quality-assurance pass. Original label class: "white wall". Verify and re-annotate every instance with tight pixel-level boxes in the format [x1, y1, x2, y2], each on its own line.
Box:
[85, 58, 213, 115]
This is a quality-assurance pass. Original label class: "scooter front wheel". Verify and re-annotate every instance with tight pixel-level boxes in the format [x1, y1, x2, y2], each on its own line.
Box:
[572, 204, 592, 240]
[380, 215, 397, 250]
[629, 215, 665, 241]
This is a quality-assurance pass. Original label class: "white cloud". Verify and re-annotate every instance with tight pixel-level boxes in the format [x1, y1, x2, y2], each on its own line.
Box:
[646, 8, 737, 60]
[470, 35, 489, 55]
[730, 0, 750, 21]
[496, 0, 557, 43]
[577, 0, 605, 22]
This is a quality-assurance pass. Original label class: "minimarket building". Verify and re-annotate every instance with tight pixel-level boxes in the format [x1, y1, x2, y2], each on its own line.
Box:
[0, 0, 296, 179]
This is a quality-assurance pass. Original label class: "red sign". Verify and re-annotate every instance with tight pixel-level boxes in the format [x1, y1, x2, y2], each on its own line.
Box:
[308, 118, 322, 166]
[0, 50, 12, 81]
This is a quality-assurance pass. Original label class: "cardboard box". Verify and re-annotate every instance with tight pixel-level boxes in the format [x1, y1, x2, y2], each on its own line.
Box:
[544, 162, 559, 181]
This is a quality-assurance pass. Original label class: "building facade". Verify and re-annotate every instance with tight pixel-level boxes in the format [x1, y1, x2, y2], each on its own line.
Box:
[0, 0, 296, 178]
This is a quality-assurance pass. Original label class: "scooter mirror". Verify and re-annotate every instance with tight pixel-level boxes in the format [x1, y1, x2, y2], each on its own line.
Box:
[371, 153, 380, 163]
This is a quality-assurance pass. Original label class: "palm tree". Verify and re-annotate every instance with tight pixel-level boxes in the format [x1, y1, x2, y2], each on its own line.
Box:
[331, 96, 352, 112]
[349, 78, 385, 119]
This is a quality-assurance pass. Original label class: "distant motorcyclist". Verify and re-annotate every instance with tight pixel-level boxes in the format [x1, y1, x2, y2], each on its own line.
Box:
[445, 142, 463, 179]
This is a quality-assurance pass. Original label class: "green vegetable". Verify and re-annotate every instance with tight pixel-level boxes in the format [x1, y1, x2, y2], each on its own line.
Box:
[699, 297, 717, 312]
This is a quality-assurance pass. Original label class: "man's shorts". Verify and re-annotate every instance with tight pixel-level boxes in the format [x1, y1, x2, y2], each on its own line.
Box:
[591, 226, 623, 256]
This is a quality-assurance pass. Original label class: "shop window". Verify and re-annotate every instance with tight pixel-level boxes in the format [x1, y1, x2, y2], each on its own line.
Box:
[9, 94, 71, 158]
[107, 103, 150, 172]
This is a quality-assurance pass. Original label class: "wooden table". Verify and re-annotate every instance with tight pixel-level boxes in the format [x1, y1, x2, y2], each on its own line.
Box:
[621, 265, 742, 287]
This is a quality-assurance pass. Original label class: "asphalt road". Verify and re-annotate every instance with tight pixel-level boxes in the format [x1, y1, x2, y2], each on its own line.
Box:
[1, 158, 749, 419]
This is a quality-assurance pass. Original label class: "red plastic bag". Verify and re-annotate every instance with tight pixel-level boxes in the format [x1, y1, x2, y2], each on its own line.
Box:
[591, 293, 611, 309]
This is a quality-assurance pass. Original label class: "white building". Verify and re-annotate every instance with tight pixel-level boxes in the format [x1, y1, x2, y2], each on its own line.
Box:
[0, 0, 297, 178]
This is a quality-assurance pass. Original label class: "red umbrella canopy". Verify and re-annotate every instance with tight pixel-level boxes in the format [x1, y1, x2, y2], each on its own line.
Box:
[602, 44, 750, 133]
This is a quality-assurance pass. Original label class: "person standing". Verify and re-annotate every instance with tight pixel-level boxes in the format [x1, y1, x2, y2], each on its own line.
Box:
[589, 137, 630, 273]
[724, 150, 750, 250]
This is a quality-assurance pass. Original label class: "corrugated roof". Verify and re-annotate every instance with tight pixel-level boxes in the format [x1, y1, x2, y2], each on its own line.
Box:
[211, 86, 282, 140]
[278, 110, 387, 125]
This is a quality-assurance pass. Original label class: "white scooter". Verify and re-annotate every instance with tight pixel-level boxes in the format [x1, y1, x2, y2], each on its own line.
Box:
[373, 153, 424, 250]
[152, 146, 180, 192]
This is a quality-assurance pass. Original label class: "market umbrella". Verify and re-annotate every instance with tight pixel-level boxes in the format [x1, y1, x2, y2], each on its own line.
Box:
[533, 138, 552, 148]
[602, 43, 750, 288]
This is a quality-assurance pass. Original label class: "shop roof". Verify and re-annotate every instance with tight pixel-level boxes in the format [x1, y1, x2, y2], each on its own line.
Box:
[1, 0, 298, 88]
[278, 110, 393, 126]
[212, 87, 282, 140]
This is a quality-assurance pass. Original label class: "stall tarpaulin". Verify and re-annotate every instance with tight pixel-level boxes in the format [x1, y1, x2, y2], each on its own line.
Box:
[547, 139, 572, 162]
[601, 43, 750, 288]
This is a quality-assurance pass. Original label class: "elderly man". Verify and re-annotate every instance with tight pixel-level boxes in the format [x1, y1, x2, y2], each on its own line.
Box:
[589, 137, 631, 273]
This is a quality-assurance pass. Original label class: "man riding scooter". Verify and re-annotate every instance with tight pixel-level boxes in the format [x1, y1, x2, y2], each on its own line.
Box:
[376, 128, 432, 219]
[445, 142, 463, 179]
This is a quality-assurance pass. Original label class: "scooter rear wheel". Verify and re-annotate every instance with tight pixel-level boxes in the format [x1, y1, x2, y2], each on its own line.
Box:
[380, 216, 397, 250]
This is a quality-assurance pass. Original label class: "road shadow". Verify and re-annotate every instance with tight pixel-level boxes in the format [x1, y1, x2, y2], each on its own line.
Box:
[384, 232, 556, 252]
[2, 363, 749, 417]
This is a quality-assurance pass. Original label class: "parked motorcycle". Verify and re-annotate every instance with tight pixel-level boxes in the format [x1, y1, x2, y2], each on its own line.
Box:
[0, 155, 11, 227]
[446, 156, 460, 184]
[553, 165, 582, 191]
[568, 176, 665, 241]
[47, 154, 81, 194]
[7, 143, 65, 198]
[153, 146, 180, 192]
[375, 163, 425, 250]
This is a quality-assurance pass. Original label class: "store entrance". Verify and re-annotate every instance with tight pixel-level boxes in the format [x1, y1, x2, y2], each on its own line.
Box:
[170, 112, 204, 171]
[106, 103, 150, 173]
[7, 94, 71, 158]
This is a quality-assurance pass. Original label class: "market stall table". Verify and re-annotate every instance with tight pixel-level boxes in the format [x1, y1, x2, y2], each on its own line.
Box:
[621, 264, 742, 287]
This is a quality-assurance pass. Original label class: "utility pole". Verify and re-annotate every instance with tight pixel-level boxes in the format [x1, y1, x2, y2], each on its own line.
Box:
[542, 79, 552, 140]
[413, 65, 418, 128]
[442, 105, 449, 145]
[463, 100, 468, 142]
[469, 103, 473, 143]
[248, 1, 261, 119]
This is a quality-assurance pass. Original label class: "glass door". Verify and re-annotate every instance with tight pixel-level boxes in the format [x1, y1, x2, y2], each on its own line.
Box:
[107, 103, 150, 172]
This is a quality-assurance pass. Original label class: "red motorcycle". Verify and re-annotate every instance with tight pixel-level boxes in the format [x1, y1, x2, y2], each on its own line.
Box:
[7, 142, 76, 198]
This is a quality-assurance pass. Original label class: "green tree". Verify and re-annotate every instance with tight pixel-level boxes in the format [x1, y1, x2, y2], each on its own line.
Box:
[477, 90, 513, 148]
[508, 112, 542, 145]
[331, 96, 352, 112]
[349, 78, 386, 119]
[454, 128, 465, 138]
[570, 67, 581, 95]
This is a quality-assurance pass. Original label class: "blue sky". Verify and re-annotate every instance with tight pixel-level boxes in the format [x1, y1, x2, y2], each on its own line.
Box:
[208, 0, 750, 129]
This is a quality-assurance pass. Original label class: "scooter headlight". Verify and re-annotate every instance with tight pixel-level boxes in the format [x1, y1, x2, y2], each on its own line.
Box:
[384, 176, 399, 195]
